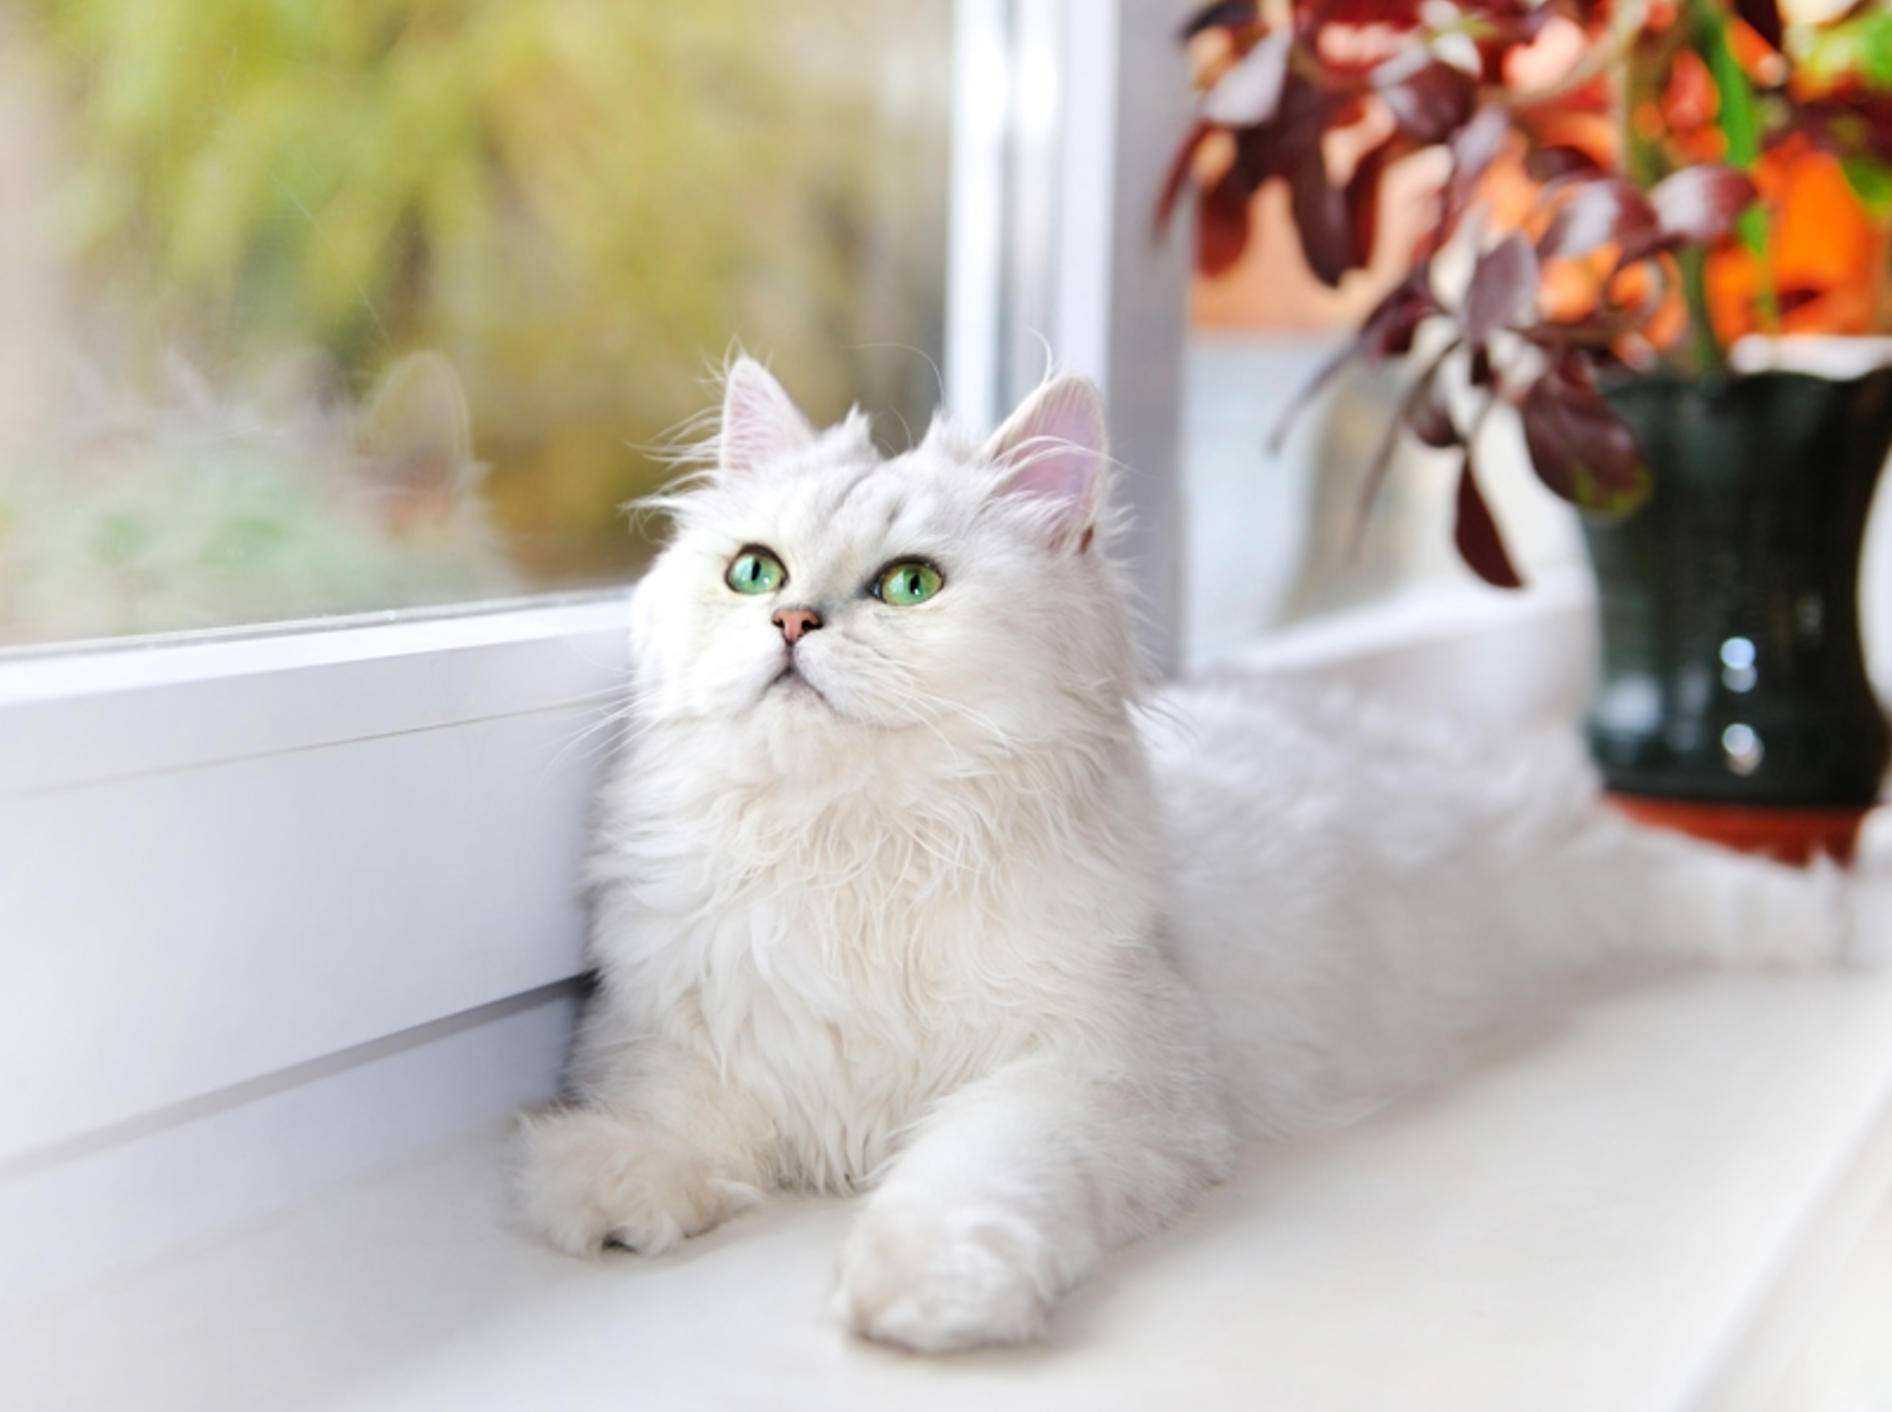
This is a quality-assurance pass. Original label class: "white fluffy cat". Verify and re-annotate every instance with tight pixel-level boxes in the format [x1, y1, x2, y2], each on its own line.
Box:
[517, 357, 1853, 1353]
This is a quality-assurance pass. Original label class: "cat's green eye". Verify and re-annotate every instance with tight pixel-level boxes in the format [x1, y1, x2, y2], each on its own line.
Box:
[726, 547, 786, 595]
[875, 559, 943, 607]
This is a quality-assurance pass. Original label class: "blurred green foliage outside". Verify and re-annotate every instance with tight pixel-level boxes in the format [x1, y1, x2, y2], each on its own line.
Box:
[29, 0, 950, 582]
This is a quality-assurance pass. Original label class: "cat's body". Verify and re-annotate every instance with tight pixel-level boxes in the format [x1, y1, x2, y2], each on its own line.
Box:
[518, 359, 1850, 1353]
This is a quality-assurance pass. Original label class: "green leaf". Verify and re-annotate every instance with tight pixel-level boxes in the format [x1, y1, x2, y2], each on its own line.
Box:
[1573, 462, 1652, 522]
[1852, 12, 1892, 87]
[1703, 13, 1760, 170]
[1843, 154, 1892, 215]
[1699, 5, 1776, 325]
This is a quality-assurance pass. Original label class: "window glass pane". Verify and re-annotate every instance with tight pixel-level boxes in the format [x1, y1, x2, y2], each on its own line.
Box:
[0, 1, 950, 646]
[1177, 153, 1586, 668]
[1179, 173, 1424, 665]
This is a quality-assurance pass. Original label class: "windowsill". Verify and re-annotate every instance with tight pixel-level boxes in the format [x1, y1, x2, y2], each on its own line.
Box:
[11, 960, 1892, 1410]
[8, 582, 1892, 1409]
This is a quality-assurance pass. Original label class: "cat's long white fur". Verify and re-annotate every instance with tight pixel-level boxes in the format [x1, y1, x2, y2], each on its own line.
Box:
[516, 358, 1853, 1353]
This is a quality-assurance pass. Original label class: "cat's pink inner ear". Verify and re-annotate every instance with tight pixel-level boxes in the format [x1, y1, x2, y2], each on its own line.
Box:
[983, 376, 1107, 550]
[720, 357, 815, 475]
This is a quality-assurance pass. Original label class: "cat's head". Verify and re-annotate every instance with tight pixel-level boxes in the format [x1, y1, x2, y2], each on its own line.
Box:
[628, 358, 1138, 763]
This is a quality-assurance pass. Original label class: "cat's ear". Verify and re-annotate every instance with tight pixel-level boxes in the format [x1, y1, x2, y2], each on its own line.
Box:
[982, 375, 1107, 552]
[358, 353, 479, 532]
[721, 356, 815, 474]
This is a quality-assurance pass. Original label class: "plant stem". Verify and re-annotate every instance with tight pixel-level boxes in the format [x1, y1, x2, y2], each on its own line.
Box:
[1503, 0, 1650, 111]
[1623, 6, 1729, 373]
[1696, 0, 1778, 331]
[1620, 21, 1673, 191]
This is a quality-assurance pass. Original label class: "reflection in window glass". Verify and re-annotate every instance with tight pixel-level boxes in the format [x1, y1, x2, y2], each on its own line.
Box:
[0, 1, 949, 645]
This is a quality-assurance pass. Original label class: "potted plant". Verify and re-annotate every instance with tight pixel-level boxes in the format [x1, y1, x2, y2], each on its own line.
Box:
[1161, 0, 1892, 860]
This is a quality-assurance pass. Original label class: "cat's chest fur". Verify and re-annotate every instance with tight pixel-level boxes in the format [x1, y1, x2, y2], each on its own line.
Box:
[585, 735, 1156, 1189]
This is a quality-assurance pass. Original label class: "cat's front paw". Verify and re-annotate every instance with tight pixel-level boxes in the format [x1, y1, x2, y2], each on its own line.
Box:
[514, 1105, 760, 1257]
[833, 1199, 1055, 1354]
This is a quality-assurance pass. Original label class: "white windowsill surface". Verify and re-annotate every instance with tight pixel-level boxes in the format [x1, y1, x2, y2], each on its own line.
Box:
[8, 581, 1892, 1411]
[10, 961, 1892, 1412]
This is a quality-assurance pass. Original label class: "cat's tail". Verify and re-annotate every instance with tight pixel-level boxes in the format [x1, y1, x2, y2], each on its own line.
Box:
[1469, 718, 1871, 977]
[1156, 680, 1882, 1139]
[1585, 809, 1863, 971]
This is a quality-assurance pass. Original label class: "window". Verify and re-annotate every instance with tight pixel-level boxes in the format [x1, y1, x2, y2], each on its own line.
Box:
[0, 1, 951, 648]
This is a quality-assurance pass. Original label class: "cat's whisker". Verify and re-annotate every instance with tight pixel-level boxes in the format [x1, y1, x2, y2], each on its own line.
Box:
[845, 340, 945, 411]
[912, 692, 1022, 756]
[539, 686, 671, 776]
[874, 687, 972, 776]
[837, 641, 1014, 762]
[542, 707, 636, 775]
[546, 683, 642, 711]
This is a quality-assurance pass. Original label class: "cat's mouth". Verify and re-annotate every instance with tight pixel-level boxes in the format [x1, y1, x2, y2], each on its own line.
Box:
[767, 662, 835, 711]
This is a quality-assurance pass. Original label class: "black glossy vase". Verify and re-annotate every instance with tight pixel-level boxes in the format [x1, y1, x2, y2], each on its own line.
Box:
[1585, 369, 1892, 840]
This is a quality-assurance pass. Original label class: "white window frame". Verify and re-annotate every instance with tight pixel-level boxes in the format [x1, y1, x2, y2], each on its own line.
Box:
[0, 0, 1196, 1296]
[948, 0, 1195, 667]
[1, 596, 630, 1149]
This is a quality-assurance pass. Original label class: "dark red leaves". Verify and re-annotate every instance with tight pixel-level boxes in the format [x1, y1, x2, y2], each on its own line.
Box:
[1155, 2, 1746, 589]
[1734, 0, 1783, 51]
[1776, 286, 1823, 318]
[1202, 27, 1289, 125]
[1179, 0, 1257, 41]
[1462, 234, 1538, 341]
[1469, 2, 1554, 85]
[1538, 179, 1657, 260]
[1232, 123, 1277, 192]
[1197, 172, 1252, 277]
[1266, 275, 1439, 451]
[1375, 58, 1477, 144]
[1290, 150, 1353, 286]
[1449, 107, 1510, 196]
[1528, 167, 1751, 278]
[1173, 54, 1367, 284]
[1525, 144, 1606, 183]
[1320, 0, 1424, 21]
[1154, 121, 1212, 237]
[1359, 275, 1436, 362]
[1797, 92, 1892, 167]
[1264, 76, 1349, 178]
[1647, 166, 1759, 245]
[1159, 14, 1497, 288]
[1519, 366, 1649, 516]
[1345, 139, 1397, 271]
[1454, 453, 1522, 588]
[1409, 370, 1458, 449]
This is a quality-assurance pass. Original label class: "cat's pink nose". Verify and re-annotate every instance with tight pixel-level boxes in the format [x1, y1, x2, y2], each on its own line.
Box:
[771, 607, 823, 645]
